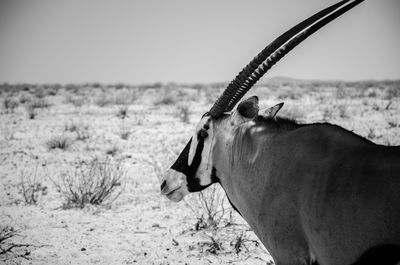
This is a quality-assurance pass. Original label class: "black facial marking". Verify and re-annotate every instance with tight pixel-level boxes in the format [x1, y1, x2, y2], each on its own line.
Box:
[170, 116, 217, 192]
[171, 136, 212, 192]
[211, 167, 219, 183]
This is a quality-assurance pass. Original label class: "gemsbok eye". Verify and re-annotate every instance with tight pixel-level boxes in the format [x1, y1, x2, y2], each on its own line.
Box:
[199, 129, 208, 138]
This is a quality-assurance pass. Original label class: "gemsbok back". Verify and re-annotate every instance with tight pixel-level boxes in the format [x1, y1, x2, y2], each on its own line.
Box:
[160, 0, 400, 264]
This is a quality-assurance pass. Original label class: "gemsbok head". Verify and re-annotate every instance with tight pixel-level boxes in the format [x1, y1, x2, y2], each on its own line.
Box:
[161, 0, 400, 264]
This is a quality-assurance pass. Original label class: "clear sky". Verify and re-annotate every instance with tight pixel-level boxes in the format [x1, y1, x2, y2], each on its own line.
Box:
[0, 0, 399, 84]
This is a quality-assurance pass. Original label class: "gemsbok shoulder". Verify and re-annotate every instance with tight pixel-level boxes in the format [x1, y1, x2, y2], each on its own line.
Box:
[160, 0, 400, 264]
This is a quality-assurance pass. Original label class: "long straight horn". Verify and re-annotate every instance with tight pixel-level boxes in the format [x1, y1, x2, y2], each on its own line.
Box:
[209, 0, 364, 118]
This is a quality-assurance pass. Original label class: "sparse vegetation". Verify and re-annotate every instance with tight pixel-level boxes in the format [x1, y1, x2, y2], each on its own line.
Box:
[337, 103, 348, 119]
[117, 122, 131, 140]
[46, 135, 72, 150]
[29, 98, 51, 109]
[18, 165, 48, 205]
[176, 104, 190, 123]
[185, 185, 230, 230]
[65, 94, 86, 107]
[64, 120, 90, 141]
[51, 158, 125, 209]
[0, 80, 399, 264]
[153, 89, 177, 105]
[25, 104, 37, 119]
[94, 93, 112, 107]
[105, 145, 120, 156]
[116, 106, 128, 119]
[0, 223, 32, 261]
[2, 97, 19, 113]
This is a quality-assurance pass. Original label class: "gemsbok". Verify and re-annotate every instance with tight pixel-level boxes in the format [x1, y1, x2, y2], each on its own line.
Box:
[160, 0, 400, 264]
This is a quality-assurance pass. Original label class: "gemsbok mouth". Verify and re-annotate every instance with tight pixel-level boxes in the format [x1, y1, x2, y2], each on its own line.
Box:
[161, 185, 180, 197]
[162, 185, 185, 202]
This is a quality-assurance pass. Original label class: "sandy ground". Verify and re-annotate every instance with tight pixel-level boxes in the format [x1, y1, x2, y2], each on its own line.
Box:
[0, 81, 399, 264]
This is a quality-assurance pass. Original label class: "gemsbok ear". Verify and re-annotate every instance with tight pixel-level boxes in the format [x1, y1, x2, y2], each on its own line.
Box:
[231, 96, 259, 126]
[260, 102, 284, 119]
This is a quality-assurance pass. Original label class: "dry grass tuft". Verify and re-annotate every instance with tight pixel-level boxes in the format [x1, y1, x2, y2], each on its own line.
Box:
[64, 120, 90, 141]
[153, 90, 177, 105]
[116, 106, 129, 119]
[46, 135, 72, 150]
[2, 97, 19, 113]
[18, 165, 48, 205]
[185, 185, 231, 230]
[28, 98, 51, 109]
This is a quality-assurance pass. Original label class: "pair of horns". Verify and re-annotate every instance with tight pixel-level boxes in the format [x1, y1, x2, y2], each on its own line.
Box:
[209, 0, 364, 119]
[170, 0, 363, 173]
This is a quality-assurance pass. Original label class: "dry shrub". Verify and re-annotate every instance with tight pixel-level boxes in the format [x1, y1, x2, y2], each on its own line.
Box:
[19, 93, 32, 104]
[337, 103, 348, 119]
[64, 120, 90, 141]
[0, 225, 29, 260]
[18, 165, 48, 205]
[65, 94, 86, 107]
[384, 87, 400, 100]
[105, 145, 120, 156]
[28, 98, 50, 109]
[94, 93, 112, 107]
[176, 104, 190, 123]
[114, 89, 137, 105]
[52, 158, 125, 209]
[153, 89, 177, 105]
[116, 106, 128, 119]
[185, 184, 230, 230]
[2, 97, 19, 113]
[202, 234, 223, 255]
[33, 86, 46, 98]
[25, 104, 36, 119]
[117, 122, 131, 140]
[46, 135, 72, 150]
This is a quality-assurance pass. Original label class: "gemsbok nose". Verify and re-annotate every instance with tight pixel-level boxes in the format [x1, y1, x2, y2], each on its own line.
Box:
[160, 180, 166, 191]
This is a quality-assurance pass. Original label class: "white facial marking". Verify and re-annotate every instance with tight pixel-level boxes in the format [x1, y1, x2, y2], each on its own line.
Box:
[188, 116, 208, 166]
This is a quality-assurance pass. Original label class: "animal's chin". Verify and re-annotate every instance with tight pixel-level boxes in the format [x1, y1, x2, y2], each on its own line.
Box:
[165, 188, 185, 202]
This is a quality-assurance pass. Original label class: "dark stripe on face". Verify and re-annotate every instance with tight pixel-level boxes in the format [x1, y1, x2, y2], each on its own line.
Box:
[170, 136, 212, 192]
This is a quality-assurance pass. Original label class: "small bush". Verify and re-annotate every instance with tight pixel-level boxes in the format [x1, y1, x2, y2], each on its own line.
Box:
[18, 165, 47, 205]
[65, 95, 86, 107]
[29, 98, 50, 109]
[337, 103, 348, 119]
[52, 158, 125, 208]
[105, 145, 120, 156]
[19, 94, 32, 104]
[153, 90, 177, 105]
[385, 87, 400, 100]
[116, 106, 128, 119]
[64, 120, 90, 141]
[185, 185, 230, 230]
[176, 104, 190, 123]
[202, 235, 223, 255]
[46, 135, 72, 150]
[94, 93, 112, 107]
[0, 221, 33, 260]
[117, 123, 131, 140]
[33, 87, 46, 98]
[114, 90, 136, 105]
[2, 97, 19, 113]
[25, 104, 36, 119]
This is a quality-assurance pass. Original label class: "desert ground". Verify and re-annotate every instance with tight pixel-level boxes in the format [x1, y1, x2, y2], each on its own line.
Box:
[1, 79, 399, 264]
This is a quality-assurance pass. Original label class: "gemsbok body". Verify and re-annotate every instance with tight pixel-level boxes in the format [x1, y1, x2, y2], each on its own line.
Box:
[161, 0, 400, 264]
